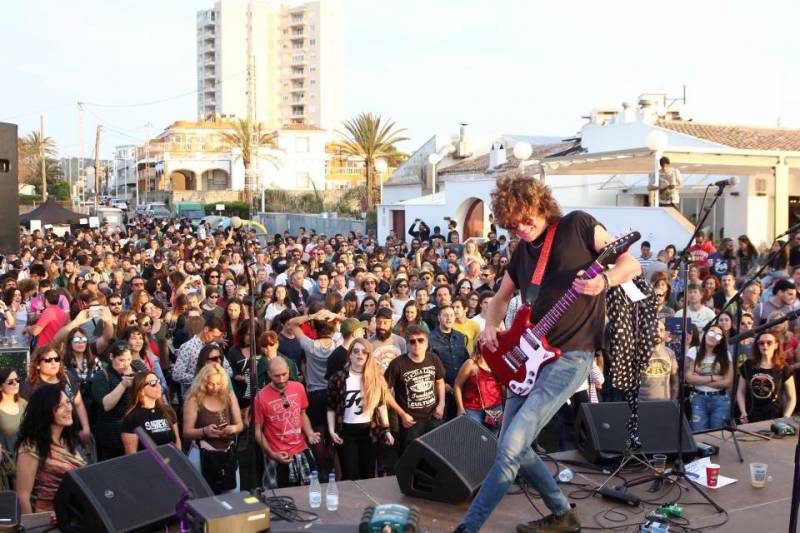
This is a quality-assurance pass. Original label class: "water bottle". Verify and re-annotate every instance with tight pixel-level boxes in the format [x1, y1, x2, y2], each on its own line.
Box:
[325, 473, 339, 511]
[557, 468, 574, 483]
[308, 470, 321, 508]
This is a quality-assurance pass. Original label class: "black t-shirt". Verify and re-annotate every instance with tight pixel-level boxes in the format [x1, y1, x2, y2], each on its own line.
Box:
[121, 406, 176, 449]
[739, 361, 792, 421]
[507, 210, 604, 352]
[384, 352, 445, 420]
[325, 345, 348, 380]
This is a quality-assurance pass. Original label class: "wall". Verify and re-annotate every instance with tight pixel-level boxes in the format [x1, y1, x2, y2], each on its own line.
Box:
[581, 122, 725, 152]
[257, 212, 365, 237]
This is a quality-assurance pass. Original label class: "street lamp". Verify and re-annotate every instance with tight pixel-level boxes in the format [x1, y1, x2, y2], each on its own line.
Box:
[513, 141, 533, 163]
[375, 158, 388, 205]
[645, 130, 669, 207]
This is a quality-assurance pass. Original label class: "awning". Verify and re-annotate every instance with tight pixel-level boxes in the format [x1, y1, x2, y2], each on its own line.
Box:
[542, 146, 800, 176]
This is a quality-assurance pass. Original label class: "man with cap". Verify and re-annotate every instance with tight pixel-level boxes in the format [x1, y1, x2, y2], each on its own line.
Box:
[370, 308, 407, 372]
[325, 317, 368, 380]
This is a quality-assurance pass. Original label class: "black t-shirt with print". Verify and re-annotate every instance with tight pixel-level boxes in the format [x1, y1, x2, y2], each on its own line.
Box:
[739, 360, 792, 421]
[384, 352, 445, 420]
[121, 406, 176, 449]
[507, 210, 604, 352]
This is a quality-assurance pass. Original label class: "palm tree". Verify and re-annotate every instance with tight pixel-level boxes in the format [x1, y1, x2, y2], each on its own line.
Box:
[336, 112, 408, 209]
[221, 118, 279, 214]
[18, 131, 58, 197]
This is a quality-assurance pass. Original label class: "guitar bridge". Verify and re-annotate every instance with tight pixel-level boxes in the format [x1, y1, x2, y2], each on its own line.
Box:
[502, 355, 517, 371]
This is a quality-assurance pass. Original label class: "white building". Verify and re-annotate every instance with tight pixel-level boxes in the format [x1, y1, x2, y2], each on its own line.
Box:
[196, 0, 343, 132]
[379, 96, 800, 252]
[111, 145, 137, 198]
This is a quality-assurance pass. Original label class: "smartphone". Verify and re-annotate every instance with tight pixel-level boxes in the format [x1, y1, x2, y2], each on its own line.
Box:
[214, 423, 228, 430]
[89, 305, 103, 319]
[665, 316, 684, 335]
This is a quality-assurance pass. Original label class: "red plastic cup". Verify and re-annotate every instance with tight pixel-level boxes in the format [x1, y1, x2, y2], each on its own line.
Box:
[706, 463, 720, 488]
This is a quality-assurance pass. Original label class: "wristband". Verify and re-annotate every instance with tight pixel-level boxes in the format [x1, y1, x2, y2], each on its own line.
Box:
[600, 272, 610, 291]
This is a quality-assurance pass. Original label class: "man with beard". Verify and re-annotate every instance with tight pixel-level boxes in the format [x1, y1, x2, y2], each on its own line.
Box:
[640, 319, 679, 401]
[370, 308, 407, 371]
[254, 356, 320, 489]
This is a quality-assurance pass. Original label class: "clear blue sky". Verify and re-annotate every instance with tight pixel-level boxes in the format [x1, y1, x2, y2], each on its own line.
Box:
[3, 0, 800, 158]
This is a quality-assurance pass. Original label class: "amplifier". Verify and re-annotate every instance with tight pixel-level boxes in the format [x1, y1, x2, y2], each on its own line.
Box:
[182, 492, 269, 533]
[0, 491, 19, 532]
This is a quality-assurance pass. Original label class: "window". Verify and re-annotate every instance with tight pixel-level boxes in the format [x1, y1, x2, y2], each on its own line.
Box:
[295, 137, 310, 153]
[309, 24, 315, 32]
[292, 54, 304, 62]
[310, 65, 316, 72]
[309, 39, 316, 46]
[310, 80, 316, 85]
[296, 172, 311, 188]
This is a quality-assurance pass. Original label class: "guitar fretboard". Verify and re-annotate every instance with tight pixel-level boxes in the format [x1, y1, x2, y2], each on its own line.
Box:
[525, 261, 604, 342]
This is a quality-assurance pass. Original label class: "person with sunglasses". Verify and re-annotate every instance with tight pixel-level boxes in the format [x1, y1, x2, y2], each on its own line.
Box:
[21, 345, 91, 448]
[737, 331, 797, 423]
[91, 342, 148, 461]
[254, 356, 319, 489]
[121, 372, 180, 454]
[384, 325, 446, 452]
[119, 326, 168, 392]
[685, 325, 734, 431]
[0, 367, 26, 459]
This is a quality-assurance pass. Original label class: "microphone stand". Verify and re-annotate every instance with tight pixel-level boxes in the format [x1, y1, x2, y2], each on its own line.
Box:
[232, 220, 261, 490]
[664, 183, 726, 513]
[707, 236, 795, 460]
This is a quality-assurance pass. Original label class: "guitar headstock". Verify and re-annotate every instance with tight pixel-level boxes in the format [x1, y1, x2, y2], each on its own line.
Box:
[597, 230, 640, 267]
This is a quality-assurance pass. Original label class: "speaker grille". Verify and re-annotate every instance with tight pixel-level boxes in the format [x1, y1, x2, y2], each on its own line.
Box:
[418, 417, 497, 487]
[57, 445, 212, 532]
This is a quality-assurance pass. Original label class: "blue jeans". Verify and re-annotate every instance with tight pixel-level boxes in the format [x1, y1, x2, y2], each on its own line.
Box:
[465, 409, 500, 438]
[690, 392, 730, 432]
[460, 350, 592, 531]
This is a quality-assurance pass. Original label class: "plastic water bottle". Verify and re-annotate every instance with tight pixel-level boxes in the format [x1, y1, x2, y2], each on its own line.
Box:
[557, 468, 574, 483]
[308, 470, 321, 508]
[325, 473, 339, 511]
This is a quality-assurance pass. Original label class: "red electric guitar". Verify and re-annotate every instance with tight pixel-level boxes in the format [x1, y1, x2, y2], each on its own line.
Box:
[483, 230, 641, 396]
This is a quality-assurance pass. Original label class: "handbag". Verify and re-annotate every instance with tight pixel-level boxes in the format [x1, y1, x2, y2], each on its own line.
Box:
[199, 443, 237, 494]
[476, 368, 504, 428]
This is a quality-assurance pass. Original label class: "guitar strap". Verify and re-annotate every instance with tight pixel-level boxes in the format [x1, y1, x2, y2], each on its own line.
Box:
[525, 222, 559, 307]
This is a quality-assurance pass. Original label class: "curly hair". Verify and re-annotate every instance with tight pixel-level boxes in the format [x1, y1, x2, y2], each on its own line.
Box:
[490, 172, 562, 229]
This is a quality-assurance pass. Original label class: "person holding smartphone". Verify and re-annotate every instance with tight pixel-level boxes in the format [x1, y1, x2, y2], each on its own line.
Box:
[92, 342, 148, 461]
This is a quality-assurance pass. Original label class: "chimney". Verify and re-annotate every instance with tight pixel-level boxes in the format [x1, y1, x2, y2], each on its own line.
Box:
[455, 123, 472, 158]
[488, 140, 507, 170]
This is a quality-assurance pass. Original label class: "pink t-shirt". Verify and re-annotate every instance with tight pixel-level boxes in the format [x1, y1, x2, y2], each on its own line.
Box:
[36, 306, 68, 346]
[254, 381, 309, 456]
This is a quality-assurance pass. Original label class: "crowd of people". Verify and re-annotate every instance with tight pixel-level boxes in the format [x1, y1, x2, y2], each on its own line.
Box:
[0, 199, 798, 516]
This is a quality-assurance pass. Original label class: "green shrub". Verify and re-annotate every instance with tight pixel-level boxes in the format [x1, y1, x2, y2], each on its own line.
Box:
[203, 201, 250, 219]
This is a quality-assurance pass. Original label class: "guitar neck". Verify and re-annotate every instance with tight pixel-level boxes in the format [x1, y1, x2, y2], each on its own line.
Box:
[532, 261, 604, 338]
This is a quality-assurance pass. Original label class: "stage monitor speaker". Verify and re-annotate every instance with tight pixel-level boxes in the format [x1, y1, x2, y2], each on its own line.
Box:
[396, 415, 497, 504]
[576, 400, 697, 464]
[0, 123, 18, 254]
[0, 491, 20, 532]
[54, 444, 213, 533]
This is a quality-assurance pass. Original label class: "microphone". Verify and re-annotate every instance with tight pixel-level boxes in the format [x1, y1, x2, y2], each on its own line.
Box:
[776, 221, 800, 239]
[712, 176, 738, 188]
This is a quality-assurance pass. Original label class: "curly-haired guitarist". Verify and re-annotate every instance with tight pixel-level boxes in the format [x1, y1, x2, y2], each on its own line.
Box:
[455, 174, 641, 533]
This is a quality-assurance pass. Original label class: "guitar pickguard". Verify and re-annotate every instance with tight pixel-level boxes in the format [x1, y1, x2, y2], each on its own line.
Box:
[509, 331, 558, 395]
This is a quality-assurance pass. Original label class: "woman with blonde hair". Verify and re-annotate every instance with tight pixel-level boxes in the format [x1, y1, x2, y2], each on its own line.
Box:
[454, 344, 504, 437]
[326, 338, 393, 480]
[462, 239, 485, 269]
[183, 363, 244, 494]
[130, 289, 151, 315]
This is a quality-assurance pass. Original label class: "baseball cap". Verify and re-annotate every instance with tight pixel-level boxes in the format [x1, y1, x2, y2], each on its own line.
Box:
[375, 308, 393, 320]
[340, 318, 368, 337]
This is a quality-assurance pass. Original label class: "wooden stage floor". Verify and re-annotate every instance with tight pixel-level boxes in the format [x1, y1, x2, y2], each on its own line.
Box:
[269, 419, 797, 532]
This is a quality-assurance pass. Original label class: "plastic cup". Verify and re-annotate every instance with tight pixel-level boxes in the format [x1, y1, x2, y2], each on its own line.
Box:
[750, 463, 768, 488]
[652, 454, 667, 473]
[706, 463, 720, 488]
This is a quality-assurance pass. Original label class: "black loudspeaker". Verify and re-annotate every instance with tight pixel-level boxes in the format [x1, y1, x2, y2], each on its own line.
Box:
[54, 444, 213, 533]
[0, 123, 18, 254]
[576, 400, 697, 464]
[0, 491, 20, 532]
[396, 416, 497, 504]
